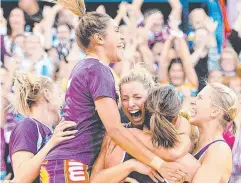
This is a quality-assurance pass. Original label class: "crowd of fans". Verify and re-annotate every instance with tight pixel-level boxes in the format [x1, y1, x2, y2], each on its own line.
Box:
[0, 0, 241, 182]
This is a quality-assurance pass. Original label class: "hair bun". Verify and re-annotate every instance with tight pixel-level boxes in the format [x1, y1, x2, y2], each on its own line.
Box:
[57, 0, 86, 16]
[228, 107, 237, 121]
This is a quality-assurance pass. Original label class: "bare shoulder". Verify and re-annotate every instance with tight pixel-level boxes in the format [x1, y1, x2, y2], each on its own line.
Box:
[201, 141, 232, 166]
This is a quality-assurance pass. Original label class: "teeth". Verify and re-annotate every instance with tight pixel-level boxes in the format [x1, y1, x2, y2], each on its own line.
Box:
[130, 110, 139, 113]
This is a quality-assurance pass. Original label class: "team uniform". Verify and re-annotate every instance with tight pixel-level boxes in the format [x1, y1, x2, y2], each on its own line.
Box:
[193, 139, 227, 160]
[9, 118, 53, 183]
[41, 58, 117, 183]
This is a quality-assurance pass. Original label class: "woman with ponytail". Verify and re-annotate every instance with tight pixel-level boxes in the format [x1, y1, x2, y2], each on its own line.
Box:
[8, 72, 76, 183]
[189, 83, 240, 182]
[90, 69, 199, 183]
[41, 0, 187, 183]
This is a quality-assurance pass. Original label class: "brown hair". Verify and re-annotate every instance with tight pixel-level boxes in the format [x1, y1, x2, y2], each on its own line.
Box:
[55, 0, 111, 50]
[12, 72, 54, 116]
[209, 83, 240, 135]
[145, 86, 181, 148]
[75, 12, 111, 50]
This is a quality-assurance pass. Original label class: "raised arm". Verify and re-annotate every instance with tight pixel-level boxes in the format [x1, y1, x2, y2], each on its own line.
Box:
[175, 37, 198, 88]
[157, 36, 175, 83]
[168, 0, 182, 30]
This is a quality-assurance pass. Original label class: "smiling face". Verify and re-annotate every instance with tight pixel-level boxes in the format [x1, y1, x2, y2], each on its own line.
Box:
[169, 62, 185, 87]
[9, 8, 25, 31]
[221, 51, 237, 73]
[121, 81, 149, 126]
[190, 87, 215, 126]
[102, 19, 125, 62]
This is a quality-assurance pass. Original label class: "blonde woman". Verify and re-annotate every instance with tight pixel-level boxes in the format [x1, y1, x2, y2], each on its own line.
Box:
[190, 83, 239, 182]
[8, 72, 76, 183]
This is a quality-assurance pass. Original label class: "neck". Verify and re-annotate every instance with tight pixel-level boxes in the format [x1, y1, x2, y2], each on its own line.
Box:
[11, 29, 24, 38]
[24, 3, 39, 15]
[30, 104, 55, 128]
[85, 49, 111, 66]
[196, 119, 223, 151]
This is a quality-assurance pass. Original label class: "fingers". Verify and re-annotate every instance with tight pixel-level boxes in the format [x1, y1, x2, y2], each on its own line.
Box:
[148, 173, 158, 183]
[60, 130, 78, 137]
[123, 177, 139, 183]
[152, 171, 164, 182]
[61, 135, 75, 141]
[56, 121, 76, 132]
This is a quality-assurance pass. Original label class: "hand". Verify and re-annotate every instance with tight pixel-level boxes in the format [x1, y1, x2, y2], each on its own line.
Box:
[118, 2, 127, 17]
[158, 162, 188, 182]
[131, 159, 164, 183]
[49, 121, 77, 146]
[122, 177, 139, 183]
[96, 5, 106, 13]
[204, 17, 218, 33]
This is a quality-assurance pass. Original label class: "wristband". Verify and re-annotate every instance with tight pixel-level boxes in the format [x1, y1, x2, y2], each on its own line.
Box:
[150, 156, 164, 170]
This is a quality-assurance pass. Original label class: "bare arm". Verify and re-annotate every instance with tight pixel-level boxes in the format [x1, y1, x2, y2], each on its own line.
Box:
[157, 36, 174, 83]
[95, 97, 188, 182]
[95, 97, 159, 168]
[192, 142, 232, 182]
[176, 37, 198, 88]
[90, 136, 163, 183]
[168, 0, 182, 30]
[129, 117, 191, 162]
[90, 136, 134, 183]
[12, 121, 76, 182]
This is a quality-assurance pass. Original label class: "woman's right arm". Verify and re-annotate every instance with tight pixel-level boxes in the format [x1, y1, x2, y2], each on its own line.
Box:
[12, 121, 77, 183]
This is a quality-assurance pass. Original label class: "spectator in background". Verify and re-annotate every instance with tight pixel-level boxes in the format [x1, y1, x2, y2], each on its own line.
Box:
[157, 35, 198, 100]
[20, 33, 54, 77]
[18, 0, 43, 31]
[191, 18, 220, 92]
[228, 76, 241, 94]
[228, 3, 241, 57]
[221, 47, 240, 77]
[5, 8, 26, 53]
[54, 23, 73, 61]
[0, 8, 7, 35]
[189, 8, 207, 30]
[208, 70, 223, 84]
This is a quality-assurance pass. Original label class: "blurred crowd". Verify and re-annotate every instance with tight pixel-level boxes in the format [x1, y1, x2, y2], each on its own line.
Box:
[1, 0, 241, 182]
